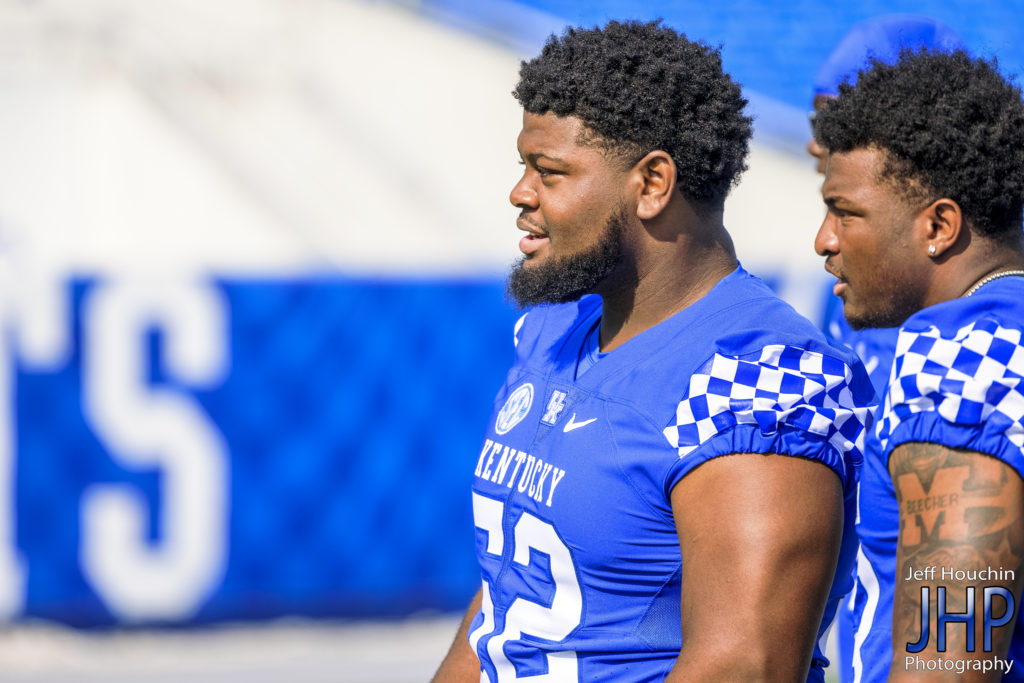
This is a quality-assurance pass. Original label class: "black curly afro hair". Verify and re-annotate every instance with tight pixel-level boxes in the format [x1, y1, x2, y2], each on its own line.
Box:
[815, 49, 1024, 238]
[514, 20, 752, 208]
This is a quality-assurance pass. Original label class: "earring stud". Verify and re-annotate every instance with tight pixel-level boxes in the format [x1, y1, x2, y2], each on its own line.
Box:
[928, 245, 937, 255]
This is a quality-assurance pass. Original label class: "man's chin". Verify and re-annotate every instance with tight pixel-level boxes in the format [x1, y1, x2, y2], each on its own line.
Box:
[518, 255, 545, 270]
[843, 303, 910, 331]
[506, 259, 592, 308]
[844, 314, 873, 331]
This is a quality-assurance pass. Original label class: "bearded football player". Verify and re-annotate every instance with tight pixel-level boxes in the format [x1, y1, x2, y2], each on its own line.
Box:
[434, 20, 874, 682]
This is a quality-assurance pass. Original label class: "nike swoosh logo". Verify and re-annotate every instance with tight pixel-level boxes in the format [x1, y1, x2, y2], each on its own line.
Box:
[563, 414, 596, 432]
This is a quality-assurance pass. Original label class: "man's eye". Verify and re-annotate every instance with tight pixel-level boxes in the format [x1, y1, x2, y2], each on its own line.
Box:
[537, 165, 563, 178]
[516, 161, 553, 176]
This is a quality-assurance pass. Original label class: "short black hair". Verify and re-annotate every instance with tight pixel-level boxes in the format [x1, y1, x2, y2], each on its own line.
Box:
[815, 49, 1024, 238]
[514, 20, 752, 208]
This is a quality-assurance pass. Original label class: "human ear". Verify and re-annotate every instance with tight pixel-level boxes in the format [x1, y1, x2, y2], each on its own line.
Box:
[634, 151, 676, 220]
[920, 198, 963, 259]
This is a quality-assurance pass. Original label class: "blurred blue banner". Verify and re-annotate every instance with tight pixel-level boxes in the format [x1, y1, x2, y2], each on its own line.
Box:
[7, 277, 517, 626]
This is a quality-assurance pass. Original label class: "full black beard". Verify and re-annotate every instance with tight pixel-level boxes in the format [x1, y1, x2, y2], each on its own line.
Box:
[506, 208, 626, 308]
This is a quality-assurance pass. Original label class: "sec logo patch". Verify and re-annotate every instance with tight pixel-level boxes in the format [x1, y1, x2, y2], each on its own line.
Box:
[495, 383, 534, 435]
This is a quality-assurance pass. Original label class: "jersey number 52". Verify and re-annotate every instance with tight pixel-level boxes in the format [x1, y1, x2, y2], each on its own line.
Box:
[468, 492, 583, 682]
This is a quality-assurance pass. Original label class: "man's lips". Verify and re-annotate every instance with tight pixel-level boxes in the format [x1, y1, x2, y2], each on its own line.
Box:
[824, 261, 847, 296]
[517, 217, 549, 256]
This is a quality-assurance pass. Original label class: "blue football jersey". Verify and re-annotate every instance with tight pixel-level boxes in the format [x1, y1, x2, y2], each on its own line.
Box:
[468, 267, 874, 682]
[821, 286, 900, 397]
[853, 278, 1024, 682]
[820, 287, 898, 683]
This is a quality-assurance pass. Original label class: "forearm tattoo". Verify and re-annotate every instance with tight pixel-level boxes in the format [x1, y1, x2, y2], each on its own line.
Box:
[890, 442, 1024, 657]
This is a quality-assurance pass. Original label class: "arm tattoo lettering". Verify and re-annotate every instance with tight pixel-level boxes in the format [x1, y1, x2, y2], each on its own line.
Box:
[890, 442, 1024, 658]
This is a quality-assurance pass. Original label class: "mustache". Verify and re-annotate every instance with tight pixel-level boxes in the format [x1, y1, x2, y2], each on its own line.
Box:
[824, 259, 844, 281]
[517, 213, 547, 234]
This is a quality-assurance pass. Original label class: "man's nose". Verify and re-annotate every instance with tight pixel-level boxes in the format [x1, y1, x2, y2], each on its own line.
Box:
[814, 213, 839, 257]
[509, 174, 538, 210]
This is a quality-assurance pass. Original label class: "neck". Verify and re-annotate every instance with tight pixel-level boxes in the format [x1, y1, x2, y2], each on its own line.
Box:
[928, 234, 1024, 304]
[597, 206, 737, 352]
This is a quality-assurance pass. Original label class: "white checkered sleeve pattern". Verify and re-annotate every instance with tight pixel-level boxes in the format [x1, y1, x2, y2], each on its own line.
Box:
[662, 345, 871, 460]
[876, 319, 1024, 453]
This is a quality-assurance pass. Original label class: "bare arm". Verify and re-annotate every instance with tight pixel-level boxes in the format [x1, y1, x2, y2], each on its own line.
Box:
[431, 588, 482, 683]
[665, 453, 844, 682]
[887, 442, 1024, 682]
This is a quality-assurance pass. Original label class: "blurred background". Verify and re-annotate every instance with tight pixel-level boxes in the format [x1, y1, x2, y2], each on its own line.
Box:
[0, 0, 1021, 680]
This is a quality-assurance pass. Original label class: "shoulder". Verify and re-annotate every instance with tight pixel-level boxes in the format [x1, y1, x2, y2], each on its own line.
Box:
[664, 338, 875, 463]
[649, 268, 875, 421]
[694, 270, 867, 373]
[878, 286, 1024, 471]
[890, 286, 1024, 386]
[901, 278, 1024, 336]
[602, 269, 870, 410]
[659, 272, 876, 480]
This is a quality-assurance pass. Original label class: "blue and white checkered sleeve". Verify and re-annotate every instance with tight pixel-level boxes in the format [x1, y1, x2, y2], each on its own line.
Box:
[875, 319, 1024, 473]
[662, 344, 873, 485]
